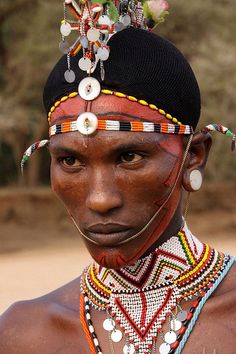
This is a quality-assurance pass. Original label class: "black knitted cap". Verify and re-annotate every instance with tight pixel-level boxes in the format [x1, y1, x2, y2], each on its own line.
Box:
[43, 27, 201, 129]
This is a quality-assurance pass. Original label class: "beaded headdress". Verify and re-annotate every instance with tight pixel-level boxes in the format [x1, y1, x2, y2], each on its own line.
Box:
[21, 1, 235, 170]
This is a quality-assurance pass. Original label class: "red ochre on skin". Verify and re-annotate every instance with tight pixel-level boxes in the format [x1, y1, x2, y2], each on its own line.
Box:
[49, 94, 208, 269]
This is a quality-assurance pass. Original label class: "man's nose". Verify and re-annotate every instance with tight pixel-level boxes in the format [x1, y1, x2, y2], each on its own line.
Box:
[85, 168, 123, 214]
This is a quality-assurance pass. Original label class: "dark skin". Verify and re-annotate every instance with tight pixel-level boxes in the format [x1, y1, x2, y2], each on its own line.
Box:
[0, 95, 235, 353]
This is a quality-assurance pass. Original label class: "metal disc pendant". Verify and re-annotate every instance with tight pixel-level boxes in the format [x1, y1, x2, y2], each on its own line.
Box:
[80, 35, 89, 49]
[123, 343, 135, 354]
[87, 28, 100, 42]
[111, 329, 123, 343]
[170, 318, 182, 331]
[177, 310, 188, 322]
[60, 22, 72, 37]
[159, 342, 171, 354]
[98, 15, 111, 26]
[78, 57, 92, 71]
[97, 47, 110, 61]
[59, 40, 70, 54]
[115, 22, 125, 32]
[164, 331, 177, 345]
[78, 77, 101, 100]
[103, 318, 115, 332]
[64, 70, 75, 83]
[120, 14, 131, 26]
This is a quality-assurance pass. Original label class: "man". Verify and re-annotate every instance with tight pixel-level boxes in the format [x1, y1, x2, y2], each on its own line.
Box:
[0, 13, 236, 354]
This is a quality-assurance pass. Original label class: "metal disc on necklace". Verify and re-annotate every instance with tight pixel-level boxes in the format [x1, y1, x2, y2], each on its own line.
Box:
[115, 22, 125, 32]
[59, 40, 70, 54]
[87, 28, 100, 42]
[80, 35, 89, 49]
[159, 342, 171, 354]
[64, 70, 76, 83]
[78, 77, 101, 100]
[170, 318, 182, 331]
[111, 329, 123, 343]
[98, 15, 111, 26]
[164, 331, 177, 345]
[120, 14, 131, 26]
[177, 310, 188, 322]
[78, 57, 92, 71]
[123, 343, 135, 354]
[103, 318, 115, 332]
[60, 22, 72, 37]
[97, 47, 110, 61]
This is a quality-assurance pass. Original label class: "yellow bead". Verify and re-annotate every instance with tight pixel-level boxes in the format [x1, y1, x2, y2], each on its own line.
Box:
[166, 113, 172, 120]
[172, 118, 178, 123]
[159, 109, 166, 115]
[149, 104, 158, 110]
[115, 92, 126, 98]
[61, 96, 68, 102]
[139, 100, 148, 106]
[127, 96, 137, 102]
[102, 89, 112, 95]
[50, 106, 55, 113]
[54, 101, 61, 107]
[69, 92, 78, 98]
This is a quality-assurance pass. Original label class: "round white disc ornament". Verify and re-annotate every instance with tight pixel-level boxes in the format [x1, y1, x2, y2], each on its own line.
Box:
[103, 318, 115, 331]
[78, 77, 101, 101]
[98, 15, 111, 26]
[64, 70, 75, 83]
[111, 329, 123, 343]
[97, 47, 110, 61]
[60, 22, 72, 37]
[159, 342, 171, 354]
[164, 331, 177, 345]
[120, 14, 131, 26]
[76, 112, 98, 135]
[170, 319, 182, 331]
[59, 40, 70, 54]
[78, 57, 92, 71]
[87, 28, 100, 42]
[80, 35, 89, 49]
[123, 343, 135, 354]
[189, 169, 202, 191]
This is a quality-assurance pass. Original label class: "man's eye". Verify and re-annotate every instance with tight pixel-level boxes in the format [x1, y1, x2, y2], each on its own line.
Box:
[60, 157, 81, 167]
[120, 152, 143, 163]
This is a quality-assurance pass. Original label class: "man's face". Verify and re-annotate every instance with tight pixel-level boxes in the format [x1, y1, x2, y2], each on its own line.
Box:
[49, 95, 185, 268]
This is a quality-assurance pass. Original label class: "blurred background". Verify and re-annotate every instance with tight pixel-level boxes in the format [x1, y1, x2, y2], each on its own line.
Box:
[0, 0, 235, 313]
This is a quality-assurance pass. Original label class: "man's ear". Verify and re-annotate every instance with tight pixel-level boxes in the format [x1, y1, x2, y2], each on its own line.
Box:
[182, 132, 212, 192]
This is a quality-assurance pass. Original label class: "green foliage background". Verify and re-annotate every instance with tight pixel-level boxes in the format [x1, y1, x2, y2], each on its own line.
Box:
[0, 0, 236, 185]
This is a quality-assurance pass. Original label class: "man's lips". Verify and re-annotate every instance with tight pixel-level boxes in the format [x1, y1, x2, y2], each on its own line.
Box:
[84, 223, 132, 246]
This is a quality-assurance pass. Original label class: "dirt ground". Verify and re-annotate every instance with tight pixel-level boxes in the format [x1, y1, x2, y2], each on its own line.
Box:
[0, 183, 235, 314]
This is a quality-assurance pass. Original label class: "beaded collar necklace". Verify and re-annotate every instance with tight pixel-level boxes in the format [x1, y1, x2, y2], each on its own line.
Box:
[80, 223, 232, 354]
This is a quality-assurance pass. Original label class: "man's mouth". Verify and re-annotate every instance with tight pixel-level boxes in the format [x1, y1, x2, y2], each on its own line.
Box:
[85, 223, 132, 246]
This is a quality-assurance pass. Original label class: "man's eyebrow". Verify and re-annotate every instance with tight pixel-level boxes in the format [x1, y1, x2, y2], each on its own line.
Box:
[49, 144, 82, 156]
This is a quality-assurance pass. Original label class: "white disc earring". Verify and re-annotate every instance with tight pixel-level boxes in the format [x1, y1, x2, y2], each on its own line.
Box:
[189, 170, 202, 191]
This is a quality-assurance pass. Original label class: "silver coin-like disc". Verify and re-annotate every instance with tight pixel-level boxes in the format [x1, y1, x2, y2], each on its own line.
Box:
[111, 329, 123, 343]
[120, 14, 131, 26]
[78, 57, 92, 71]
[87, 28, 100, 42]
[78, 77, 101, 100]
[91, 4, 103, 12]
[60, 22, 72, 37]
[177, 310, 188, 322]
[115, 22, 125, 32]
[98, 15, 111, 26]
[164, 331, 177, 345]
[159, 342, 171, 354]
[80, 35, 89, 49]
[59, 40, 70, 54]
[64, 70, 76, 83]
[103, 318, 115, 332]
[97, 47, 110, 61]
[123, 343, 135, 354]
[170, 319, 182, 331]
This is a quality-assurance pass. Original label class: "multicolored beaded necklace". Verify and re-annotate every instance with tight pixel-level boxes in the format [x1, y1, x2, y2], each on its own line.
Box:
[80, 224, 233, 354]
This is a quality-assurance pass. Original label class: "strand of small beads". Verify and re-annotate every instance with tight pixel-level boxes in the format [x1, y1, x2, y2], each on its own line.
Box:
[84, 294, 103, 354]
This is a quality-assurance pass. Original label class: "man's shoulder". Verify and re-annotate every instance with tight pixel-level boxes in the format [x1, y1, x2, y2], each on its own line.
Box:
[0, 276, 82, 354]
